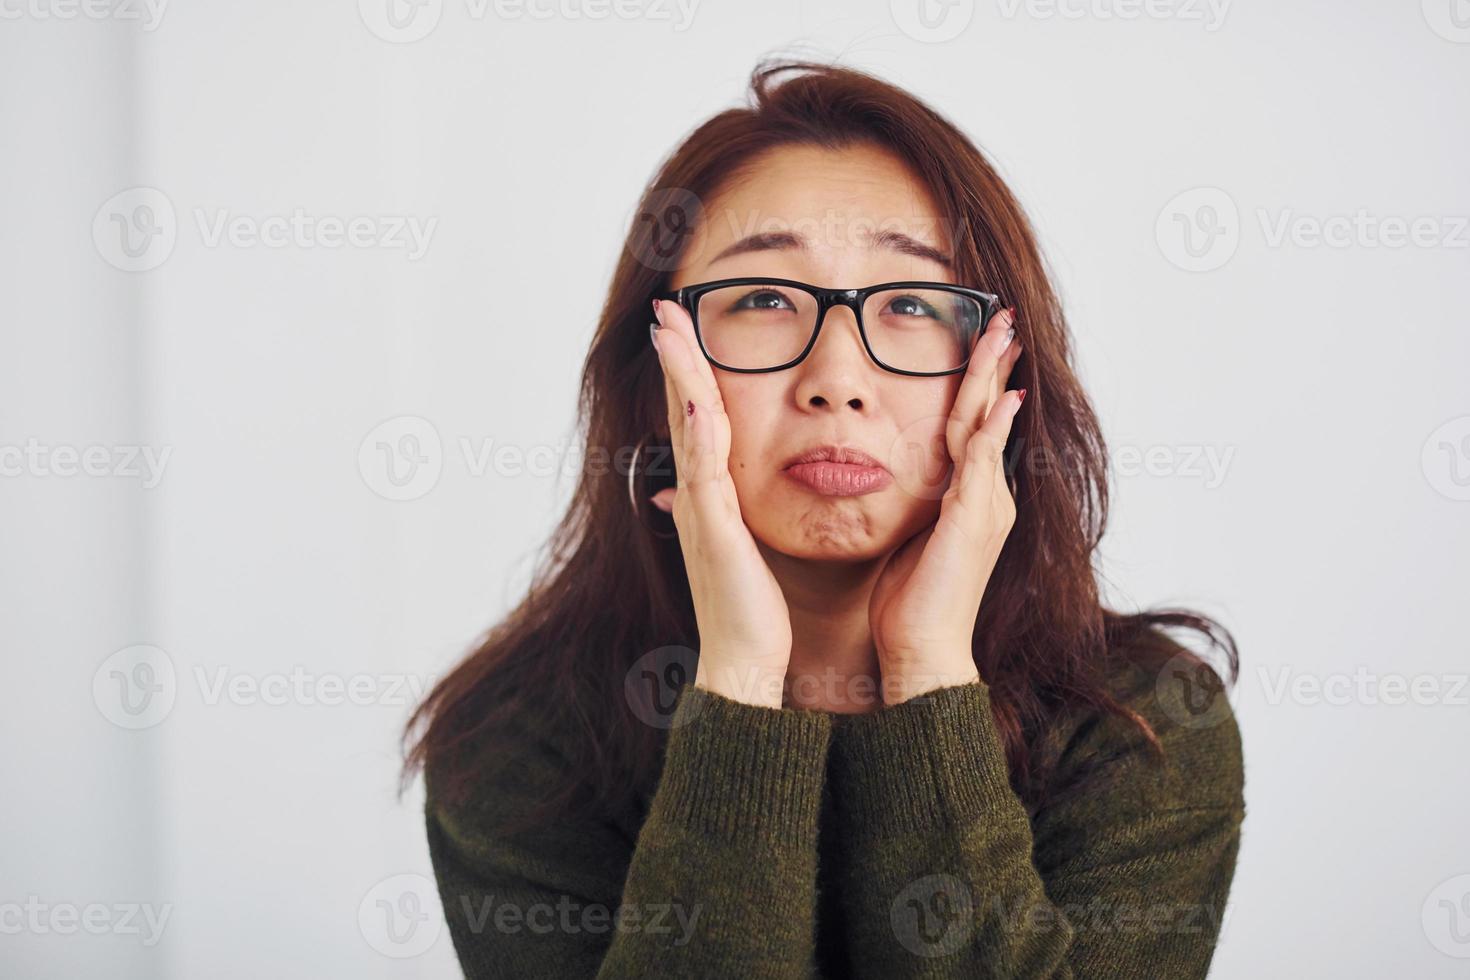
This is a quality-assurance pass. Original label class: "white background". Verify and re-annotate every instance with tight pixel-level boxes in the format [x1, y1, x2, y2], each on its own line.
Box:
[3, 0, 1468, 976]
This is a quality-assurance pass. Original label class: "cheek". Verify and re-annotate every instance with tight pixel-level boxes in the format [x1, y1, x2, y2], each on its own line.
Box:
[719, 378, 780, 476]
[883, 380, 962, 502]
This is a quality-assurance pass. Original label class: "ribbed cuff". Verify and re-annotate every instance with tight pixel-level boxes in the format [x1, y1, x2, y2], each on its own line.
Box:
[829, 681, 1015, 839]
[647, 683, 833, 846]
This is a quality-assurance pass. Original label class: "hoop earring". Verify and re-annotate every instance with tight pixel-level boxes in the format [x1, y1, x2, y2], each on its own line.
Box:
[629, 435, 679, 539]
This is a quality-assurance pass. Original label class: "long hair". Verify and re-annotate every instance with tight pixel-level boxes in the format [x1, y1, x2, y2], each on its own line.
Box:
[400, 58, 1237, 828]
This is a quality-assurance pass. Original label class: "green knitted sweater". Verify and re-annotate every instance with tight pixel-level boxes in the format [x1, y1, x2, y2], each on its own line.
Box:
[425, 656, 1244, 978]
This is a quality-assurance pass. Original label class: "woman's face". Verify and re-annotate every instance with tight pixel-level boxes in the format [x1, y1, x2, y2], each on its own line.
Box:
[671, 142, 966, 562]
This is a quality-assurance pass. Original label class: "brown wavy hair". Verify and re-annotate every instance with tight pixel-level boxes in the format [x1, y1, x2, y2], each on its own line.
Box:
[400, 58, 1238, 827]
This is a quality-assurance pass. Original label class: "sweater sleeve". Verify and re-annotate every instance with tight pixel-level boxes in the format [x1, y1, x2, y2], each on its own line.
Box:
[824, 672, 1245, 979]
[425, 683, 833, 978]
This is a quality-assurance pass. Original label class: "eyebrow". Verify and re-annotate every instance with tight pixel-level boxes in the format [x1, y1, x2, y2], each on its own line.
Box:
[707, 228, 953, 269]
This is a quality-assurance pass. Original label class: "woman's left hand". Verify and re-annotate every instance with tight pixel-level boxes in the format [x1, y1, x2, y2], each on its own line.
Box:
[869, 308, 1026, 704]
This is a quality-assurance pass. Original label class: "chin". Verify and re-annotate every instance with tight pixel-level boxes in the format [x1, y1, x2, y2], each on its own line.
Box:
[749, 496, 907, 563]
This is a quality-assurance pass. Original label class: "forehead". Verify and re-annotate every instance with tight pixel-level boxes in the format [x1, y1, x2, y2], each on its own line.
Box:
[687, 142, 951, 260]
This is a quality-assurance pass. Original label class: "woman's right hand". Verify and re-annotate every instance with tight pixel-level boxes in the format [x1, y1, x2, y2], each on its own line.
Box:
[649, 297, 793, 709]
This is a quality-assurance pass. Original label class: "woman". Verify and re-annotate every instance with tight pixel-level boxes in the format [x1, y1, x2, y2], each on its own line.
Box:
[403, 59, 1244, 978]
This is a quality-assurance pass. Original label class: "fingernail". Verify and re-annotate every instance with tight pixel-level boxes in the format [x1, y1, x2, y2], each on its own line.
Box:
[994, 323, 1014, 353]
[652, 299, 663, 322]
[649, 322, 661, 352]
[685, 399, 694, 417]
[1017, 388, 1028, 406]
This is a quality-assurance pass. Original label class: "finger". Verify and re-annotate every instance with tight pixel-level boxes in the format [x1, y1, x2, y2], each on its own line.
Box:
[948, 307, 1017, 459]
[656, 299, 726, 415]
[657, 299, 731, 486]
[989, 309, 1023, 416]
[654, 322, 688, 480]
[652, 305, 726, 495]
[958, 387, 1025, 508]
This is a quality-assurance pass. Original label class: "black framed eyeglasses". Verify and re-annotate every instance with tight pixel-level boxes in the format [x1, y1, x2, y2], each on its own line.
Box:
[653, 277, 1002, 377]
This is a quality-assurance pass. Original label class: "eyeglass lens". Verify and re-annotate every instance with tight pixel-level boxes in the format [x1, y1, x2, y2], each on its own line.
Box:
[694, 283, 983, 373]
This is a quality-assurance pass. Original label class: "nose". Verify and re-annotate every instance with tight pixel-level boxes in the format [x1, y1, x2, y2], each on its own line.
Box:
[792, 304, 877, 413]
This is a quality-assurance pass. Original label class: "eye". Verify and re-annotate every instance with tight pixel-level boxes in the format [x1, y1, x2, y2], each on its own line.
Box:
[882, 294, 941, 319]
[730, 288, 798, 312]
